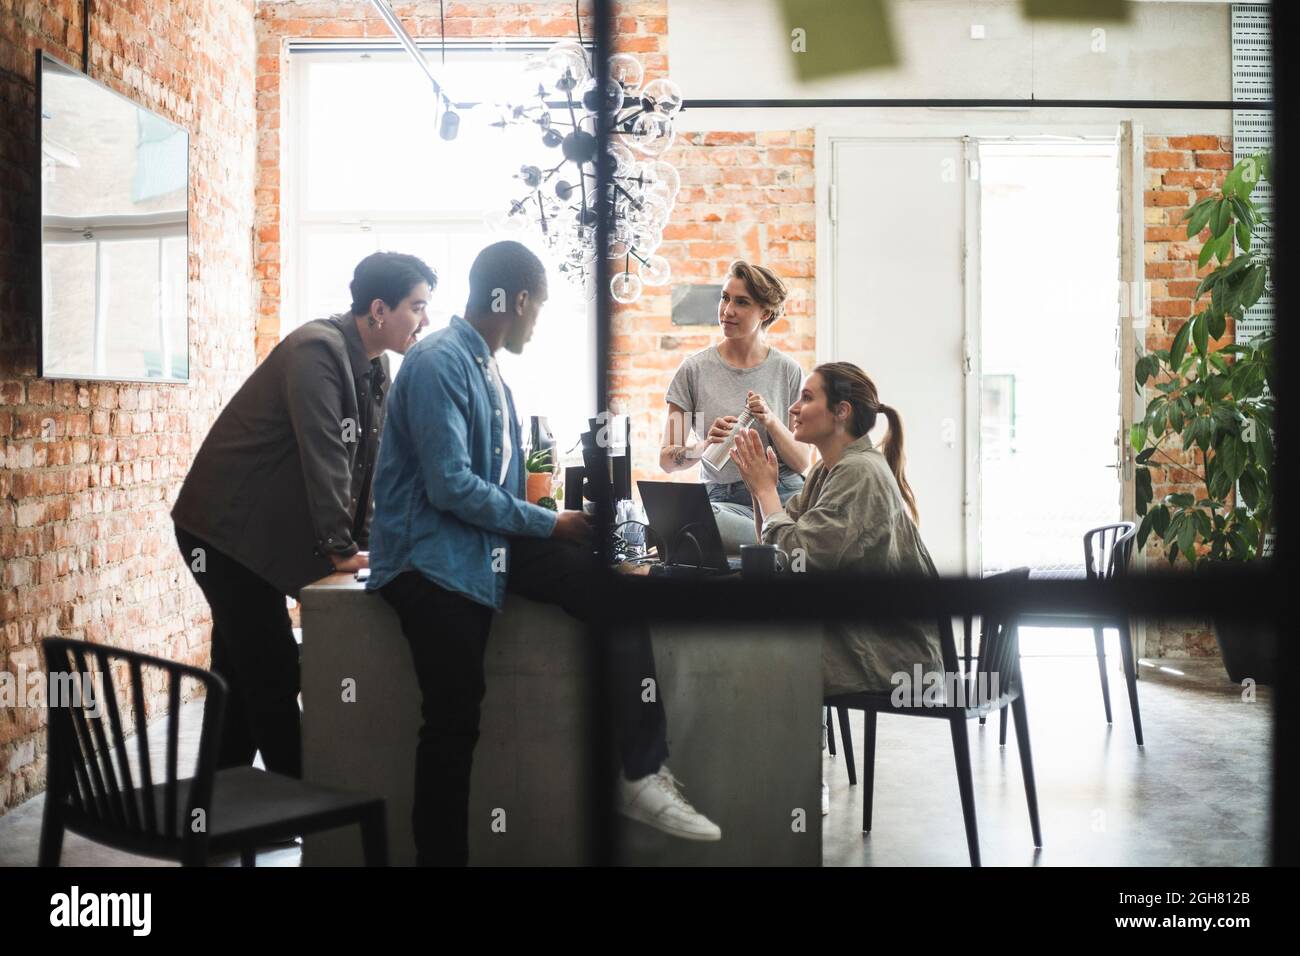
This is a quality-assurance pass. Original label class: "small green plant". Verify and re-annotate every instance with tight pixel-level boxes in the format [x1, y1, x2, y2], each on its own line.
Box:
[537, 496, 558, 511]
[525, 448, 553, 474]
[1132, 151, 1275, 565]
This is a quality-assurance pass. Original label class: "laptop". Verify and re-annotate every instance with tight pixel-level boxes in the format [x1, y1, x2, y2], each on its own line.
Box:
[637, 480, 741, 575]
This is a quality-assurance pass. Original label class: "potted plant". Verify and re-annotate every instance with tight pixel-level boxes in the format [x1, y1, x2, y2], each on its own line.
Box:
[1131, 151, 1276, 683]
[525, 448, 557, 508]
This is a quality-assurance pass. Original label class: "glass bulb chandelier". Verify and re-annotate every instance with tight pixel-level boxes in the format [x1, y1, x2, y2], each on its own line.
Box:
[475, 40, 683, 304]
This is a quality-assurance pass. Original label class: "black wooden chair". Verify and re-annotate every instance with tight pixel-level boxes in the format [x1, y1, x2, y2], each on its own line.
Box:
[988, 523, 1143, 746]
[824, 568, 1041, 867]
[39, 637, 387, 867]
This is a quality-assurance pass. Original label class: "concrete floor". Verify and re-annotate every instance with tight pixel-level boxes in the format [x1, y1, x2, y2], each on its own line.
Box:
[822, 654, 1272, 866]
[0, 651, 1272, 867]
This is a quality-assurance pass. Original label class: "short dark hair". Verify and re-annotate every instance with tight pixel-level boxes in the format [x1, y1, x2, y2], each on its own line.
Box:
[349, 251, 438, 316]
[465, 241, 547, 315]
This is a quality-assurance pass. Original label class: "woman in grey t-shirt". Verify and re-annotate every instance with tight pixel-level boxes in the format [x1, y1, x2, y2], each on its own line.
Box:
[659, 260, 810, 552]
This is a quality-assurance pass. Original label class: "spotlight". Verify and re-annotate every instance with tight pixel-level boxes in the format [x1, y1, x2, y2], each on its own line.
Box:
[439, 104, 460, 141]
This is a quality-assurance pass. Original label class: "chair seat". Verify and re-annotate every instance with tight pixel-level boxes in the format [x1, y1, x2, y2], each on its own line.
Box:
[826, 689, 1021, 719]
[64, 767, 383, 851]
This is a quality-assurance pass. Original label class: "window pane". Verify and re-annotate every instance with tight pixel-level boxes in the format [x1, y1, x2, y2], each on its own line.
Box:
[292, 52, 595, 453]
[299, 230, 380, 328]
[302, 57, 551, 215]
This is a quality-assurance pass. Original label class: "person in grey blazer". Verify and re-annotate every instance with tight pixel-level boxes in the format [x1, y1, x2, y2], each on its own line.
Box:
[171, 251, 436, 777]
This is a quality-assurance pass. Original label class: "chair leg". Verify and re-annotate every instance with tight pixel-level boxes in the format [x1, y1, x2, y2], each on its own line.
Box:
[1011, 694, 1043, 848]
[825, 706, 837, 757]
[240, 848, 257, 867]
[38, 802, 64, 867]
[999, 704, 1009, 746]
[1116, 618, 1145, 746]
[949, 717, 981, 867]
[180, 839, 210, 867]
[861, 711, 877, 833]
[359, 803, 389, 867]
[836, 707, 857, 786]
[1093, 626, 1114, 724]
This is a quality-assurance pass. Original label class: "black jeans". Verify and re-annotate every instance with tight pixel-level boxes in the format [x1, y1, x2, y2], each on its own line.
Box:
[379, 535, 669, 867]
[175, 525, 302, 778]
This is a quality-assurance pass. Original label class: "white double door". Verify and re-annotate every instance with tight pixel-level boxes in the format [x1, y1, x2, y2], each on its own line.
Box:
[820, 129, 1139, 576]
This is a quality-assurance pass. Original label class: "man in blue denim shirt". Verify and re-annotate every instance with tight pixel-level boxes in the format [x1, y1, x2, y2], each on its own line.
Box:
[368, 241, 721, 865]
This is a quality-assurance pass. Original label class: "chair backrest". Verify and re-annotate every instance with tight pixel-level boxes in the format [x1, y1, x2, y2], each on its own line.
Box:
[968, 567, 1032, 707]
[1083, 522, 1137, 582]
[40, 637, 227, 854]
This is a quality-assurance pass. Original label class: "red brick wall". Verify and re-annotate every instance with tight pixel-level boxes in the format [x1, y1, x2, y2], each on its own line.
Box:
[611, 130, 816, 483]
[1141, 134, 1234, 658]
[0, 0, 257, 812]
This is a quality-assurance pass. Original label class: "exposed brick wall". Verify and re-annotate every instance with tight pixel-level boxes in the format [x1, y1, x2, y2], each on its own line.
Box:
[610, 130, 817, 484]
[0, 0, 257, 813]
[1141, 134, 1234, 658]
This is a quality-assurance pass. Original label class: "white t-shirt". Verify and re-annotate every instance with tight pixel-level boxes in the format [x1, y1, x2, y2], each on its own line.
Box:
[486, 355, 512, 485]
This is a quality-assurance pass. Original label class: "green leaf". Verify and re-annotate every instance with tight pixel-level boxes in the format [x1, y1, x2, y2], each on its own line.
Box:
[1210, 199, 1231, 237]
[1229, 195, 1255, 226]
[1209, 278, 1225, 318]
[1211, 404, 1238, 432]
[1129, 423, 1147, 452]
[1152, 505, 1171, 537]
[1136, 466, 1153, 515]
[1168, 398, 1185, 433]
[1137, 510, 1155, 549]
[1177, 516, 1195, 555]
[1192, 312, 1209, 357]
[1239, 469, 1259, 511]
[1240, 265, 1267, 310]
[1250, 424, 1274, 472]
[1197, 238, 1215, 270]
[1184, 199, 1214, 238]
[1168, 492, 1195, 508]
[1220, 432, 1246, 481]
[1170, 320, 1192, 369]
[1223, 165, 1243, 200]
[1217, 229, 1235, 263]
[1135, 447, 1155, 465]
[1192, 414, 1212, 453]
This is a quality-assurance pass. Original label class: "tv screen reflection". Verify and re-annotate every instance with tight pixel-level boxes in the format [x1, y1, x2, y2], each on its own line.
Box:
[39, 52, 189, 382]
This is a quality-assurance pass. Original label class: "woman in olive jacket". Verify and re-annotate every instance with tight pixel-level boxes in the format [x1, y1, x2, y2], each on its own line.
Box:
[729, 361, 943, 696]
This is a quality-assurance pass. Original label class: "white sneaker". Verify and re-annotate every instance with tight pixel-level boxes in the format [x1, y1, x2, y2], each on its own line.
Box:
[821, 775, 830, 816]
[619, 766, 722, 841]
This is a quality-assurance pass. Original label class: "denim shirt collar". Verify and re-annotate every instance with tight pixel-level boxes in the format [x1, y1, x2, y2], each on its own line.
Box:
[450, 314, 494, 368]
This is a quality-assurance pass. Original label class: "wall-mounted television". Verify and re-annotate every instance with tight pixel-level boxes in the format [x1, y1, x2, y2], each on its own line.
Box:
[36, 51, 190, 383]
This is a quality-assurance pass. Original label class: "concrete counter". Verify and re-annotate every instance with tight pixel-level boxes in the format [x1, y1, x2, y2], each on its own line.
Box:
[300, 572, 822, 865]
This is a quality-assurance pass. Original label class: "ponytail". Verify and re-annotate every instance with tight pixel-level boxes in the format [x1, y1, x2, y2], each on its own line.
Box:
[877, 403, 918, 525]
[813, 362, 920, 525]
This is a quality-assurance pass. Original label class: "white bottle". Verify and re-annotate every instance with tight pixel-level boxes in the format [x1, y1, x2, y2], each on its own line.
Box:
[703, 408, 756, 469]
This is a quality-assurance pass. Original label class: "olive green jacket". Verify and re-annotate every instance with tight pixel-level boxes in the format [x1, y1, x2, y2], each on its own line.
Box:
[761, 433, 945, 695]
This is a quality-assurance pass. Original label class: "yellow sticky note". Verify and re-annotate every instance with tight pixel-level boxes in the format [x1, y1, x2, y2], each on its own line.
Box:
[1023, 0, 1131, 21]
[780, 0, 899, 81]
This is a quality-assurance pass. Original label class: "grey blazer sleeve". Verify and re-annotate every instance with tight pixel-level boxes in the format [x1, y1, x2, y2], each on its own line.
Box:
[283, 335, 359, 558]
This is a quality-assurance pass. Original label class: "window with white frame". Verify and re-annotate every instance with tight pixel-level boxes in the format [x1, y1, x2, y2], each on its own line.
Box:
[285, 43, 596, 449]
